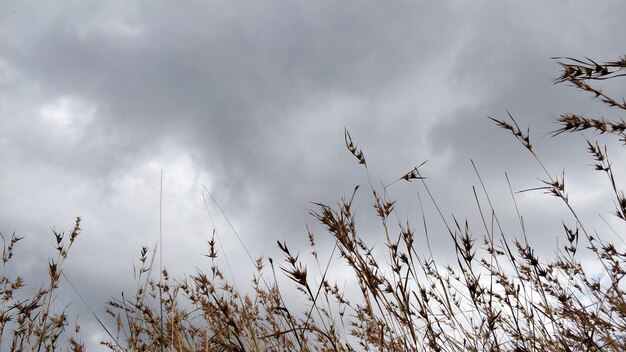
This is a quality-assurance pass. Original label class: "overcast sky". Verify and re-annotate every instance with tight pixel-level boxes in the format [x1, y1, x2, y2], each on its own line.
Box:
[2, 1, 626, 349]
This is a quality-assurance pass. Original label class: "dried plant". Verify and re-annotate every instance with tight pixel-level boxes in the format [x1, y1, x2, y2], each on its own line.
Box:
[0, 218, 85, 351]
[6, 54, 626, 351]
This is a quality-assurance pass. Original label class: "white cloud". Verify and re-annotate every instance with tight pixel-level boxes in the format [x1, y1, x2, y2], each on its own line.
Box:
[39, 96, 97, 139]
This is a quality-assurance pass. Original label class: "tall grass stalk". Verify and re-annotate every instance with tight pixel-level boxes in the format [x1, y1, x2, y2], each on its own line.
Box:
[2, 54, 625, 351]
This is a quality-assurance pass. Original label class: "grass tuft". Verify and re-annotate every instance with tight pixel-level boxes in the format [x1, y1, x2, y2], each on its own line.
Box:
[4, 54, 626, 351]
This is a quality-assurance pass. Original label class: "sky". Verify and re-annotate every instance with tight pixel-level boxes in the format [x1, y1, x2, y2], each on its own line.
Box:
[1, 1, 626, 349]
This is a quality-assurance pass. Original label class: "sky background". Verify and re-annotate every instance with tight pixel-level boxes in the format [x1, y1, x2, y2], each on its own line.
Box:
[2, 1, 626, 349]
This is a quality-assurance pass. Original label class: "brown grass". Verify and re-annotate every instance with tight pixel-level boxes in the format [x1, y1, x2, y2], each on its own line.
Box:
[2, 54, 626, 351]
[0, 218, 85, 351]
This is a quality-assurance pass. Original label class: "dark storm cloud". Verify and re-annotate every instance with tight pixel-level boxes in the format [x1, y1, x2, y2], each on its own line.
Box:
[2, 1, 625, 349]
[4, 2, 461, 202]
[424, 4, 626, 250]
[2, 1, 468, 244]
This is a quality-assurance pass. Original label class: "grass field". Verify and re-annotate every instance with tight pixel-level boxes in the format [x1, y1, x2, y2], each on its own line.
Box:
[2, 55, 626, 351]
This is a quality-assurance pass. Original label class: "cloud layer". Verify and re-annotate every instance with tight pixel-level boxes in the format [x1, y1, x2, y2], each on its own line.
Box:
[2, 1, 625, 348]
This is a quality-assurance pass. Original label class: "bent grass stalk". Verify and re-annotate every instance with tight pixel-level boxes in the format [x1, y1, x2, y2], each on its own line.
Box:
[2, 54, 626, 351]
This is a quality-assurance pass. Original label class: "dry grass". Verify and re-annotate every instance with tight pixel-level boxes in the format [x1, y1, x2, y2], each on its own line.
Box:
[0, 218, 85, 351]
[2, 54, 626, 351]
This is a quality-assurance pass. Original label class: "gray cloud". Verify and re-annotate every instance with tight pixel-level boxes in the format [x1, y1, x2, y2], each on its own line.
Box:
[2, 1, 625, 349]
